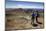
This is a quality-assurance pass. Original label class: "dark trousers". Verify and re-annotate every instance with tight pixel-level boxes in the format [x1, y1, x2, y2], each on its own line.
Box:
[31, 16, 35, 24]
[36, 16, 39, 23]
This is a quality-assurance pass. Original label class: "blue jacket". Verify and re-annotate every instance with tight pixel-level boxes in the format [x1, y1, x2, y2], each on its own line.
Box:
[32, 13, 35, 17]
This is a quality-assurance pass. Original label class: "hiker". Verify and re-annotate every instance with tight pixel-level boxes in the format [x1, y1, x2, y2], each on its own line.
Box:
[36, 11, 42, 24]
[31, 11, 38, 27]
[31, 12, 35, 24]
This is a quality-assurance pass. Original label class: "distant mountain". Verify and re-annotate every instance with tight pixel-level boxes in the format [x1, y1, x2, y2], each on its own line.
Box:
[5, 8, 44, 13]
[5, 8, 44, 11]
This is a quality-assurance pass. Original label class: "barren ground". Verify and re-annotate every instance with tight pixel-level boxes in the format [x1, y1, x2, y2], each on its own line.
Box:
[5, 15, 44, 31]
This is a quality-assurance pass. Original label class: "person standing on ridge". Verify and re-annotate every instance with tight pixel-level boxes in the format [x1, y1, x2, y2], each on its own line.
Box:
[31, 12, 35, 24]
[36, 11, 42, 24]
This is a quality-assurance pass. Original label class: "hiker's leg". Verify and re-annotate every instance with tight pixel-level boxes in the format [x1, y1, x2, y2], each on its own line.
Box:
[36, 17, 38, 23]
[36, 17, 42, 24]
[31, 18, 34, 24]
[32, 17, 38, 27]
[32, 18, 34, 24]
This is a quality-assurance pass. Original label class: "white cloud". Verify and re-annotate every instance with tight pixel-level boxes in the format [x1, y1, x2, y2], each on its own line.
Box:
[6, 4, 43, 9]
[10, 0, 44, 2]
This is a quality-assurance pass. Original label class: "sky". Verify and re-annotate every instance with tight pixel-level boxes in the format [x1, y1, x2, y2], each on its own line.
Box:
[5, 0, 44, 9]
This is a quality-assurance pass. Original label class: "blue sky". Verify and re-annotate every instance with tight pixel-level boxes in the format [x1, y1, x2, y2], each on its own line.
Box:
[5, 0, 44, 9]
